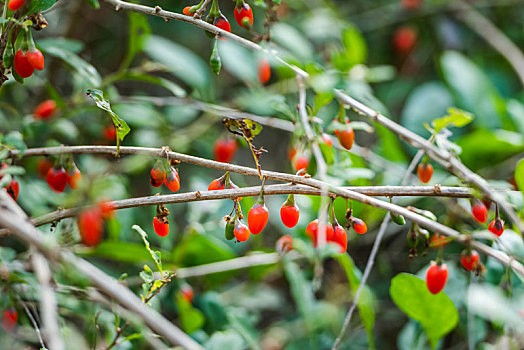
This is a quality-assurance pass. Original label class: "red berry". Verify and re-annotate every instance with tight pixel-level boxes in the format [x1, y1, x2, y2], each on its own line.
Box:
[293, 155, 309, 172]
[258, 59, 271, 84]
[335, 124, 355, 150]
[103, 125, 116, 141]
[5, 178, 19, 201]
[7, 0, 24, 11]
[417, 163, 433, 183]
[426, 262, 448, 294]
[67, 167, 81, 190]
[322, 133, 332, 147]
[214, 14, 231, 34]
[280, 204, 299, 228]
[332, 224, 348, 253]
[471, 201, 487, 224]
[153, 216, 169, 237]
[46, 166, 67, 193]
[183, 6, 194, 16]
[247, 203, 269, 235]
[180, 284, 194, 303]
[165, 167, 180, 192]
[150, 163, 166, 187]
[305, 219, 334, 246]
[488, 218, 504, 237]
[460, 250, 480, 271]
[99, 200, 116, 219]
[14, 49, 35, 78]
[27, 48, 44, 70]
[276, 235, 293, 253]
[213, 138, 237, 163]
[37, 158, 53, 178]
[401, 0, 421, 10]
[2, 308, 18, 332]
[234, 221, 250, 242]
[33, 100, 57, 120]
[0, 162, 7, 179]
[352, 218, 367, 234]
[78, 207, 104, 247]
[234, 2, 253, 29]
[393, 26, 417, 54]
[430, 234, 448, 248]
[208, 178, 225, 191]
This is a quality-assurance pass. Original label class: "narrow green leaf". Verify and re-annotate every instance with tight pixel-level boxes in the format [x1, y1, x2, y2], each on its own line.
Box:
[132, 225, 163, 273]
[432, 107, 473, 133]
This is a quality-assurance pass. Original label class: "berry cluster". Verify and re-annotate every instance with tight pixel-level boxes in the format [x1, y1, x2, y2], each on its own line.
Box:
[46, 158, 82, 193]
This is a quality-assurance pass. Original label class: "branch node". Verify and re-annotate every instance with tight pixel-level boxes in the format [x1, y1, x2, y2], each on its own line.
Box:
[154, 6, 162, 13]
[433, 184, 441, 193]
[195, 191, 201, 198]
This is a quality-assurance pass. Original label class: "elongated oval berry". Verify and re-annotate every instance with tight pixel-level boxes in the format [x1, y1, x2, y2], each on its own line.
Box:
[14, 49, 34, 78]
[248, 203, 269, 235]
[183, 6, 194, 16]
[352, 218, 367, 234]
[2, 308, 18, 332]
[293, 155, 309, 172]
[208, 178, 225, 191]
[280, 204, 299, 228]
[417, 163, 433, 183]
[332, 224, 348, 253]
[27, 48, 44, 70]
[153, 216, 169, 237]
[46, 166, 67, 193]
[335, 124, 355, 150]
[150, 162, 166, 187]
[276, 235, 293, 253]
[78, 207, 103, 247]
[225, 220, 235, 240]
[180, 284, 194, 303]
[37, 158, 53, 178]
[67, 167, 81, 189]
[99, 200, 116, 219]
[214, 14, 231, 38]
[393, 26, 417, 54]
[258, 59, 271, 84]
[165, 167, 180, 192]
[234, 221, 250, 242]
[234, 2, 253, 29]
[426, 262, 448, 294]
[461, 250, 480, 271]
[471, 201, 487, 223]
[103, 125, 116, 141]
[305, 219, 334, 246]
[5, 178, 19, 201]
[33, 100, 57, 120]
[214, 138, 237, 163]
[430, 234, 448, 248]
[488, 218, 504, 236]
[7, 0, 24, 11]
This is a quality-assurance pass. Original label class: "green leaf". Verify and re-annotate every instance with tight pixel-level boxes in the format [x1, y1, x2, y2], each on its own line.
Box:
[27, 0, 58, 14]
[176, 294, 205, 333]
[271, 23, 314, 61]
[336, 254, 375, 349]
[341, 25, 367, 67]
[3, 131, 26, 154]
[283, 259, 316, 332]
[37, 38, 84, 54]
[86, 0, 100, 9]
[86, 89, 130, 156]
[515, 158, 524, 194]
[390, 273, 459, 349]
[205, 330, 245, 350]
[432, 107, 473, 133]
[121, 13, 151, 69]
[132, 225, 163, 273]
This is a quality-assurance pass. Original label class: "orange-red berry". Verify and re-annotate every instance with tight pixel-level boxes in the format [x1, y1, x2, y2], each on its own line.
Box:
[153, 216, 169, 237]
[460, 250, 480, 271]
[78, 207, 104, 247]
[214, 138, 237, 163]
[33, 100, 57, 120]
[417, 163, 433, 183]
[426, 262, 448, 294]
[234, 221, 250, 242]
[247, 203, 269, 235]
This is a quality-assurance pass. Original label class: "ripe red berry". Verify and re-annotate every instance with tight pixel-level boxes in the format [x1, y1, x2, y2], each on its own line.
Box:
[335, 123, 355, 150]
[214, 14, 231, 34]
[14, 49, 35, 78]
[5, 178, 19, 201]
[417, 163, 433, 183]
[103, 125, 116, 141]
[352, 218, 367, 234]
[471, 200, 487, 223]
[37, 158, 53, 178]
[293, 155, 309, 172]
[2, 308, 18, 332]
[488, 218, 504, 237]
[305, 219, 334, 246]
[27, 48, 44, 70]
[183, 6, 194, 16]
[150, 163, 166, 187]
[67, 167, 81, 190]
[258, 59, 271, 84]
[165, 167, 180, 192]
[393, 26, 417, 54]
[99, 200, 116, 219]
[46, 166, 67, 193]
[332, 224, 348, 253]
[33, 100, 57, 120]
[280, 204, 299, 228]
[276, 235, 293, 253]
[247, 203, 269, 235]
[180, 284, 194, 303]
[153, 216, 169, 237]
[7, 0, 24, 11]
[213, 138, 237, 163]
[208, 178, 225, 191]
[460, 250, 480, 271]
[234, 2, 253, 29]
[78, 207, 104, 247]
[426, 262, 448, 294]
[234, 221, 250, 242]
[401, 0, 421, 10]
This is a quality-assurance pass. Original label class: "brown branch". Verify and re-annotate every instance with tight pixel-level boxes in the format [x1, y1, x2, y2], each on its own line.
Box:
[105, 321, 130, 350]
[334, 89, 524, 235]
[0, 191, 204, 350]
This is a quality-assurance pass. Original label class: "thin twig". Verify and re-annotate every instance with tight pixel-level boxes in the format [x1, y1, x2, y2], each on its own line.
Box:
[19, 298, 46, 349]
[105, 321, 130, 350]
